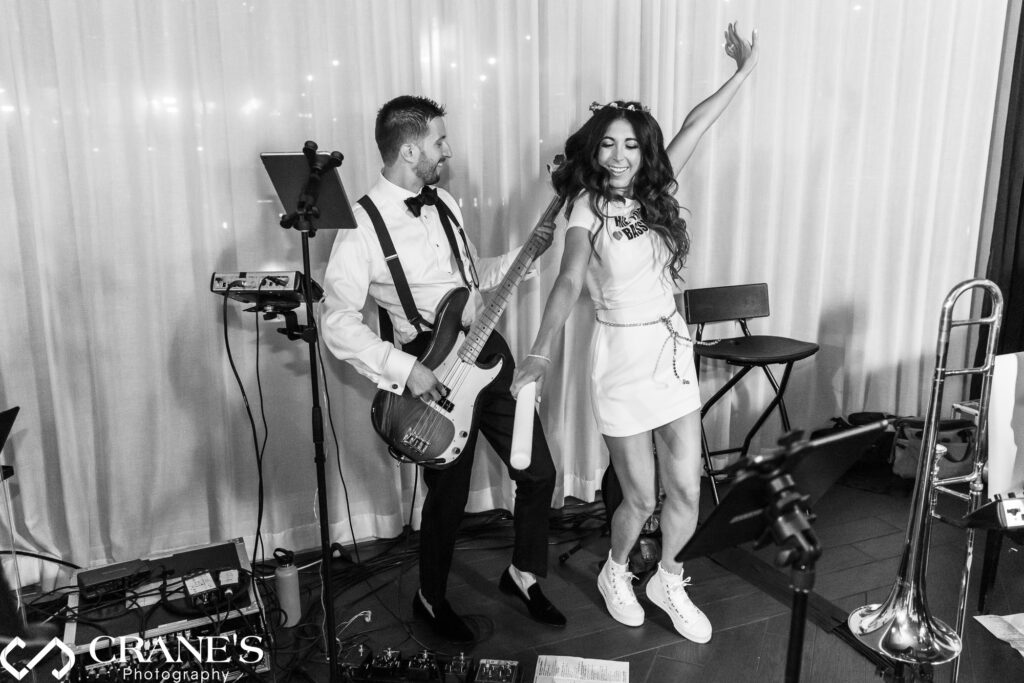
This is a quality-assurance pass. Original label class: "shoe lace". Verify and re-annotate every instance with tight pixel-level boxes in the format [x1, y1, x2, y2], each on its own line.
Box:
[608, 568, 639, 602]
[664, 575, 693, 594]
[663, 576, 701, 616]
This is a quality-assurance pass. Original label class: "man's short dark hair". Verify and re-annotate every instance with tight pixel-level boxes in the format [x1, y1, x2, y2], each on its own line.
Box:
[375, 96, 447, 165]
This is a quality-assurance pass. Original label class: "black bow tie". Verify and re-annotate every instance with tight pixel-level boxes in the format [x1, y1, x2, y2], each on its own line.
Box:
[405, 185, 438, 217]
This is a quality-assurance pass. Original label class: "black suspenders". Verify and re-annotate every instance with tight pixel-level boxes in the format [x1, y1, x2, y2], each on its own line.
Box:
[357, 193, 476, 344]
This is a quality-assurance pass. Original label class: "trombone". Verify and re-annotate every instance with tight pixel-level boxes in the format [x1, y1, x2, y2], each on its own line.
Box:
[847, 279, 1003, 679]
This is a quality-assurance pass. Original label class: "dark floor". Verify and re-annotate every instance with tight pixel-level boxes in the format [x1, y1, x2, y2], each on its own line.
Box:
[272, 474, 1024, 683]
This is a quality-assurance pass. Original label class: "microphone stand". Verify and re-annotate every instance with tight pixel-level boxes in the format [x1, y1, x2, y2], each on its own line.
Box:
[278, 141, 343, 683]
[750, 434, 822, 683]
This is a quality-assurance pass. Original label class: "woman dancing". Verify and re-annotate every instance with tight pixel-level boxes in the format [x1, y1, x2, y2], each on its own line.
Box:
[511, 22, 758, 642]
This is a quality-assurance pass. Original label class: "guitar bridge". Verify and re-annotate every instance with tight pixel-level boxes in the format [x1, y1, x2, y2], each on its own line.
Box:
[401, 432, 429, 454]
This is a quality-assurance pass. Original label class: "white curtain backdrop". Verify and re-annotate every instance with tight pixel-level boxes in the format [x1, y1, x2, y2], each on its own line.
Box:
[0, 0, 1011, 583]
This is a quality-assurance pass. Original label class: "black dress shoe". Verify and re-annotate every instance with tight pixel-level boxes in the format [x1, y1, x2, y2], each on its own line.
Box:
[412, 592, 475, 643]
[499, 568, 567, 627]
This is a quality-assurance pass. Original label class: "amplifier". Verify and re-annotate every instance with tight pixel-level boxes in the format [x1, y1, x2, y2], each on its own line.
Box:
[210, 271, 323, 310]
[62, 539, 269, 682]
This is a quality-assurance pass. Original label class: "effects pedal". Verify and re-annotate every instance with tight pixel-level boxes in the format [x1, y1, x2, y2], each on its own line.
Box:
[442, 652, 471, 683]
[473, 658, 521, 683]
[355, 647, 405, 682]
[339, 644, 373, 676]
[406, 650, 440, 680]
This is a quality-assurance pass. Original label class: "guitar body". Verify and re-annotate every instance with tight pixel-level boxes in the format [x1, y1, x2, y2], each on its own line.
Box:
[370, 287, 503, 468]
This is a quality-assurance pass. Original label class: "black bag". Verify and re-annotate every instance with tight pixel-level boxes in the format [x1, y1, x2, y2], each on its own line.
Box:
[820, 412, 905, 493]
[847, 412, 900, 465]
[816, 412, 899, 466]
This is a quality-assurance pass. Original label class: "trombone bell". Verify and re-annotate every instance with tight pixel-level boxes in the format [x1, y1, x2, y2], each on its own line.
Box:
[848, 581, 961, 664]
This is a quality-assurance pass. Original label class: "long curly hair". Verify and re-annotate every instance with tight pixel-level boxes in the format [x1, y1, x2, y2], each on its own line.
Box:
[551, 101, 690, 282]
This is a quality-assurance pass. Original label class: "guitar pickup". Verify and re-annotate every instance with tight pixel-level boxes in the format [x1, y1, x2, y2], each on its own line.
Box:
[436, 397, 454, 412]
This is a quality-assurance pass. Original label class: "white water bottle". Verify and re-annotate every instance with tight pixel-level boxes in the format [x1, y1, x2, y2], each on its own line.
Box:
[274, 548, 301, 628]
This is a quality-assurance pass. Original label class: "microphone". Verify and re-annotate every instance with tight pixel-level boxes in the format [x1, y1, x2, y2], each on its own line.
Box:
[510, 382, 537, 470]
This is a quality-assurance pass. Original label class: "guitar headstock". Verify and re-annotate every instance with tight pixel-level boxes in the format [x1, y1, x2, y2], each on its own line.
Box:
[546, 153, 566, 177]
[533, 155, 569, 229]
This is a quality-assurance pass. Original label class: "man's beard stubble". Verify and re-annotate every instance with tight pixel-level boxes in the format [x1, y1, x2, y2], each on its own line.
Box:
[414, 156, 443, 186]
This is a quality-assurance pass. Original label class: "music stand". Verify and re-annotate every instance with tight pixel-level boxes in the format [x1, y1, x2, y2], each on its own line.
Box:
[260, 151, 358, 233]
[261, 142, 356, 683]
[678, 421, 889, 683]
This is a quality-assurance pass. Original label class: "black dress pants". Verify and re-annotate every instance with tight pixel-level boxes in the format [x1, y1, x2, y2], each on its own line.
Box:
[403, 330, 556, 606]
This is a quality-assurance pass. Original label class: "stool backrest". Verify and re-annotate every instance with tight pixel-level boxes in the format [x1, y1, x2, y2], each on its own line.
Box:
[683, 283, 770, 325]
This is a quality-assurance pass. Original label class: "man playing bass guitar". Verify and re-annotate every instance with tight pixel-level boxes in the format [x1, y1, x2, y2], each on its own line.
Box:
[321, 95, 565, 643]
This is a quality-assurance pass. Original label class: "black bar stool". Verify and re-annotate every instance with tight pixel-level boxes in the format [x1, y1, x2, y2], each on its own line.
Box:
[683, 283, 819, 504]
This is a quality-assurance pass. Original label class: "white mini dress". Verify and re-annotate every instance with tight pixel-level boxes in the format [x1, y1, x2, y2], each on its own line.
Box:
[567, 197, 701, 437]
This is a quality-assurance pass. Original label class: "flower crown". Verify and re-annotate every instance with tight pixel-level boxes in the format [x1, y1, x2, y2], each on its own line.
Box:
[589, 101, 650, 114]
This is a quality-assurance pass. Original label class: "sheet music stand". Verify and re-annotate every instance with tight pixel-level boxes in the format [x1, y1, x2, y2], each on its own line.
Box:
[678, 421, 889, 683]
[260, 142, 356, 683]
[260, 151, 358, 233]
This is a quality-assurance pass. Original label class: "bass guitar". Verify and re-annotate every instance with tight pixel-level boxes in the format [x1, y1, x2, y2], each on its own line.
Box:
[370, 161, 566, 467]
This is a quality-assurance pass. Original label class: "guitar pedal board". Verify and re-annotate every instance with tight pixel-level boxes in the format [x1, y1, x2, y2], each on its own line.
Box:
[344, 648, 518, 683]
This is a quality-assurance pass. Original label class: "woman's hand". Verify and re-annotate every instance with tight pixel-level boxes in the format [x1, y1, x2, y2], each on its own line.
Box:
[533, 219, 556, 257]
[511, 355, 551, 399]
[724, 21, 758, 74]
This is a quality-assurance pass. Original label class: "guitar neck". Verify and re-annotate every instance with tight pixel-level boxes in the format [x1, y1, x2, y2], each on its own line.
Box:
[458, 194, 566, 364]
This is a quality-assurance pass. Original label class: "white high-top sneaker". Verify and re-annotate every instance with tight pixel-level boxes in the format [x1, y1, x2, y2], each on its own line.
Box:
[597, 552, 645, 626]
[646, 563, 712, 643]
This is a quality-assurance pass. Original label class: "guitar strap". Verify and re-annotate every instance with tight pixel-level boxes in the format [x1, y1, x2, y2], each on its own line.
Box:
[357, 195, 428, 344]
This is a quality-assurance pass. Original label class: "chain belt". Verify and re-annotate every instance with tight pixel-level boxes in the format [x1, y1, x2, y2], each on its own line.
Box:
[595, 313, 716, 383]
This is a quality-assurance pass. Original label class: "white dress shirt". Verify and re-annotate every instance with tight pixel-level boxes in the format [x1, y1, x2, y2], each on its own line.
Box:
[321, 173, 523, 394]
